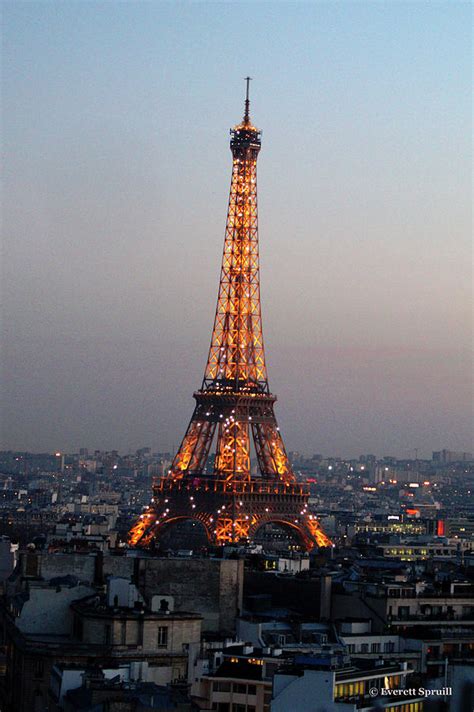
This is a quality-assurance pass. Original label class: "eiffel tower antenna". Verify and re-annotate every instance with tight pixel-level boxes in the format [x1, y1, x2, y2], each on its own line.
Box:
[244, 76, 252, 122]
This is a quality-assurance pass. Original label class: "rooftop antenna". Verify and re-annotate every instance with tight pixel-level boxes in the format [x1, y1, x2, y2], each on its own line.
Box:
[244, 76, 252, 122]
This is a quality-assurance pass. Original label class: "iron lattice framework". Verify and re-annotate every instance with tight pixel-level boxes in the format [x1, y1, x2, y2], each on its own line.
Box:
[129, 81, 330, 550]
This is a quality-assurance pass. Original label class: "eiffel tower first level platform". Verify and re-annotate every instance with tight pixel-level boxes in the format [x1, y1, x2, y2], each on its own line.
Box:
[130, 478, 330, 550]
[128, 80, 331, 551]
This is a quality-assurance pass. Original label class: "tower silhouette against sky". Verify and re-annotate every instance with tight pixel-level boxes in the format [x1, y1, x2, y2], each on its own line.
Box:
[129, 81, 330, 550]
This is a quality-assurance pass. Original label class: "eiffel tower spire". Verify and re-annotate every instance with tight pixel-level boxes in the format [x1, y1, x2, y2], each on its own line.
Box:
[244, 75, 251, 123]
[129, 83, 330, 549]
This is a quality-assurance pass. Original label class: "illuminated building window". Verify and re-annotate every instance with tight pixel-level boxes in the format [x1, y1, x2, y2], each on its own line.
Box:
[334, 681, 365, 699]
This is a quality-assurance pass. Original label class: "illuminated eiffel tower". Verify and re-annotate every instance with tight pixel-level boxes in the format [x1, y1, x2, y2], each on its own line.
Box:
[129, 80, 330, 550]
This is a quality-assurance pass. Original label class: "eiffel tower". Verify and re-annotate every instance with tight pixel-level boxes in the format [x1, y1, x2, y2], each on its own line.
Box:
[129, 81, 330, 550]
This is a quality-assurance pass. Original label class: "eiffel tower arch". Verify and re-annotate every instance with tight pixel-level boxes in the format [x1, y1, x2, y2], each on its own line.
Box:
[129, 81, 331, 551]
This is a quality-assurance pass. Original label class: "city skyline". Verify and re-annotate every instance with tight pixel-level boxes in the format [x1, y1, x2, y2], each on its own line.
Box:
[2, 2, 472, 458]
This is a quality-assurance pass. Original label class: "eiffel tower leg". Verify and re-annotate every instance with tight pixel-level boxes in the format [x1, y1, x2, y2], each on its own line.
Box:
[170, 416, 217, 478]
[247, 516, 329, 551]
[128, 508, 158, 547]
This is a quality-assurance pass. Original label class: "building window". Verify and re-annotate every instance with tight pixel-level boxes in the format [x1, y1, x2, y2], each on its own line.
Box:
[33, 660, 44, 679]
[104, 624, 112, 645]
[371, 643, 380, 653]
[157, 626, 168, 648]
[233, 683, 247, 694]
[385, 704, 421, 712]
[361, 644, 368, 653]
[33, 690, 43, 712]
[73, 616, 83, 641]
[383, 675, 401, 690]
[233, 705, 246, 712]
[120, 620, 126, 645]
[384, 641, 395, 653]
[248, 684, 257, 695]
[212, 681, 231, 692]
[334, 681, 365, 699]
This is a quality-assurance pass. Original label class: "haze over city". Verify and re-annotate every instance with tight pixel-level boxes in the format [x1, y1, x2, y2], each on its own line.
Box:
[2, 1, 472, 458]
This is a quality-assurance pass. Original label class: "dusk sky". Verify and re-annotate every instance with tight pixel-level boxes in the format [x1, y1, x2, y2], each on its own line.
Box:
[2, 1, 472, 459]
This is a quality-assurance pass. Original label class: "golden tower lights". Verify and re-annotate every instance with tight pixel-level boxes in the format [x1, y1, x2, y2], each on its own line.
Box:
[129, 81, 330, 550]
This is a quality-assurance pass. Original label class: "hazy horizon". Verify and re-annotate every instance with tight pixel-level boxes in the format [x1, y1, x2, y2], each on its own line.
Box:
[1, 1, 472, 460]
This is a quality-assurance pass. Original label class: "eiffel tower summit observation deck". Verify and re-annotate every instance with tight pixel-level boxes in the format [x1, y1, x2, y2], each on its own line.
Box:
[129, 80, 331, 551]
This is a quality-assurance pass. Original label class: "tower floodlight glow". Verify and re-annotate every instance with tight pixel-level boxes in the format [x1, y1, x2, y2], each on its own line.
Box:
[129, 82, 330, 550]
